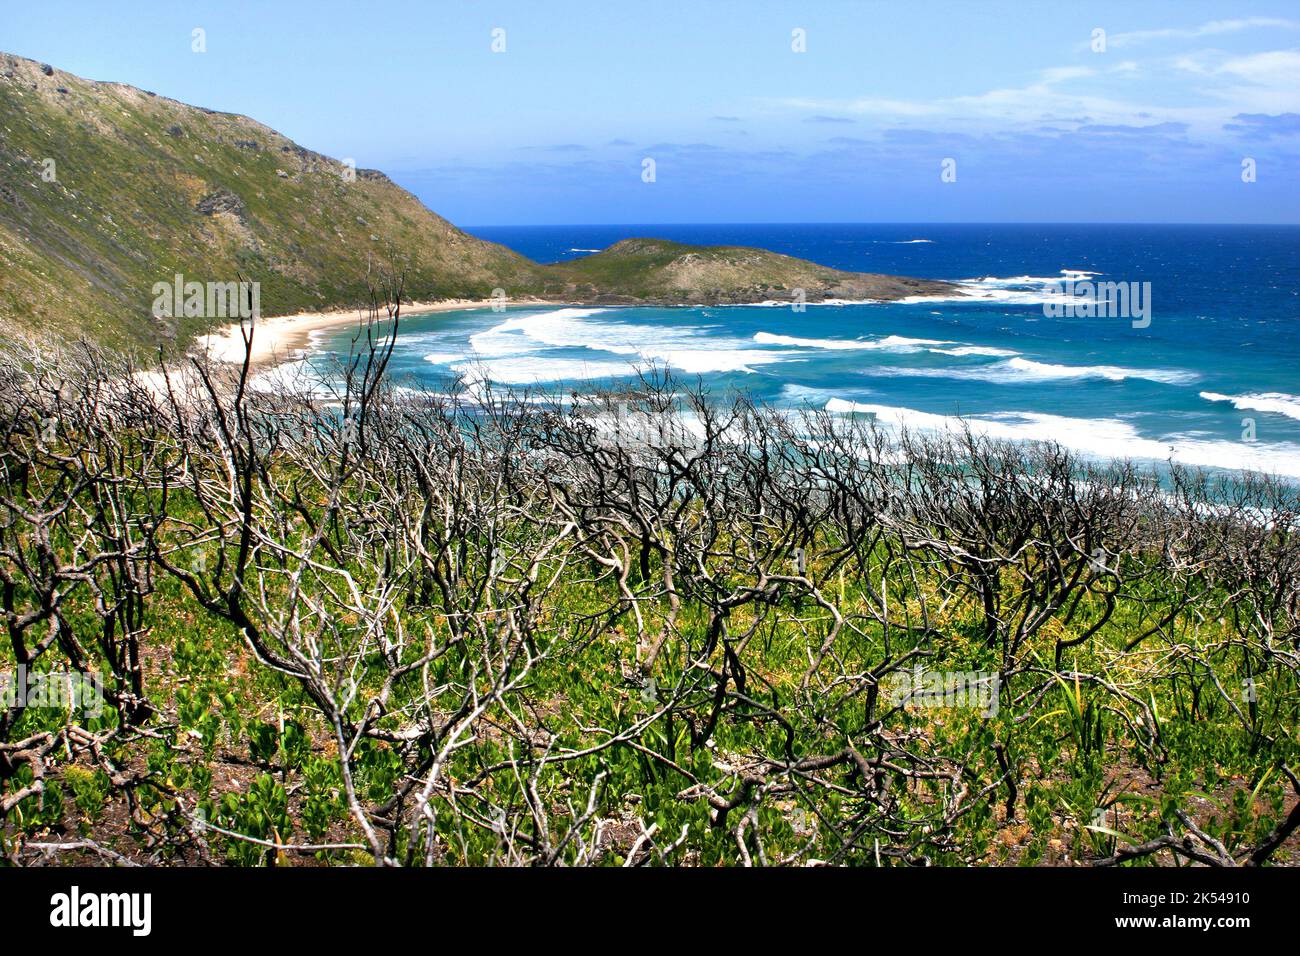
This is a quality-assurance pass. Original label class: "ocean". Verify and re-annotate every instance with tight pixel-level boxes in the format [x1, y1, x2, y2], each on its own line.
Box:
[306, 223, 1300, 479]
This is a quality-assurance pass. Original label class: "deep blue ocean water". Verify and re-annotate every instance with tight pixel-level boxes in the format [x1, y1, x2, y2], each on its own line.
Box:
[307, 224, 1300, 477]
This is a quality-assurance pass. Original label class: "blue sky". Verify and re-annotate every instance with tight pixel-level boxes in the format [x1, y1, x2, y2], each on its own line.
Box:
[4, 0, 1299, 224]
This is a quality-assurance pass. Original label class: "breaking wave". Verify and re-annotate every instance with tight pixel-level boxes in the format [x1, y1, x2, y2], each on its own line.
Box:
[1200, 391, 1300, 422]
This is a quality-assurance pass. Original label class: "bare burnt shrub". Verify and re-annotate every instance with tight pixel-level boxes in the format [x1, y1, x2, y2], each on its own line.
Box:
[1, 313, 1297, 866]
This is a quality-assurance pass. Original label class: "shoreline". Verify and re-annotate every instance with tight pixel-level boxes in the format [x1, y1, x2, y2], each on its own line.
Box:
[194, 297, 567, 368]
[192, 293, 966, 369]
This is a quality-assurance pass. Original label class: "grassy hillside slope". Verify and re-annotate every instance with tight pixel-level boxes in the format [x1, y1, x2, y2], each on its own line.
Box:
[0, 52, 539, 351]
[544, 237, 953, 305]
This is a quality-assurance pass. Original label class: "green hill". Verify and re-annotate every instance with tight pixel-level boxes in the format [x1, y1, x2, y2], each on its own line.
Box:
[544, 237, 954, 305]
[0, 52, 539, 351]
[0, 51, 958, 354]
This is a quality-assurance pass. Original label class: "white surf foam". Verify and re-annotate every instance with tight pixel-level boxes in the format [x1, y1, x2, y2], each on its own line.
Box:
[458, 308, 799, 382]
[648, 349, 793, 374]
[998, 357, 1194, 384]
[822, 400, 1300, 478]
[1200, 391, 1300, 422]
[925, 345, 1020, 357]
[758, 332, 1020, 359]
[899, 269, 1107, 307]
[452, 355, 639, 386]
[754, 331, 951, 351]
[467, 307, 615, 358]
[717, 298, 883, 308]
[869, 356, 1195, 386]
[422, 352, 462, 366]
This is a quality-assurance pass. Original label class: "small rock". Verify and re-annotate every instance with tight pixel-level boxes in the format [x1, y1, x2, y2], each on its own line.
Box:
[195, 187, 247, 221]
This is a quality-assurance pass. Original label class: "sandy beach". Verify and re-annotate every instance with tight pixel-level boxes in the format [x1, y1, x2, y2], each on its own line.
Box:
[193, 297, 565, 368]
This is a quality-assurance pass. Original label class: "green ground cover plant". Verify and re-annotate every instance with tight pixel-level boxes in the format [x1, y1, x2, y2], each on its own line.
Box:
[1, 311, 1297, 867]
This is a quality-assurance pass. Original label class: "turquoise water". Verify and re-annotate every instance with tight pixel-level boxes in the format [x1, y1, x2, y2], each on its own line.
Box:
[308, 224, 1300, 478]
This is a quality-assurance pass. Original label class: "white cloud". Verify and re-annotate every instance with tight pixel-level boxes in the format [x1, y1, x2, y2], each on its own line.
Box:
[1217, 48, 1300, 84]
[774, 74, 1182, 131]
[770, 45, 1300, 135]
[1174, 48, 1300, 114]
[776, 95, 942, 118]
[1040, 66, 1094, 84]
[1108, 17, 1299, 48]
[1172, 53, 1214, 75]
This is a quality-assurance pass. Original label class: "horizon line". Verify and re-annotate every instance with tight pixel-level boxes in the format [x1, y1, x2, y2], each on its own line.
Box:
[462, 220, 1300, 229]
